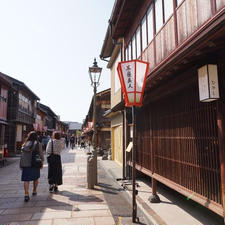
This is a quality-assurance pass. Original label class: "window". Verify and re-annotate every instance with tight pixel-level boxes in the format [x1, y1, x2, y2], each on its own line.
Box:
[164, 0, 174, 22]
[177, 0, 183, 6]
[155, 0, 163, 33]
[125, 47, 129, 61]
[131, 35, 136, 59]
[114, 52, 121, 93]
[147, 4, 154, 43]
[128, 42, 132, 60]
[18, 92, 32, 113]
[141, 15, 147, 50]
[136, 26, 141, 58]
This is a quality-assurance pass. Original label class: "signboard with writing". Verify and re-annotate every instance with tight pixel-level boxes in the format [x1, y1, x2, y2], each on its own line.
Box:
[198, 64, 219, 102]
[117, 60, 149, 107]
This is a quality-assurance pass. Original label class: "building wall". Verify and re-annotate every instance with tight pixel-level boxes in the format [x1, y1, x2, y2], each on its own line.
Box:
[124, 0, 225, 73]
[0, 83, 9, 160]
[0, 85, 8, 121]
[135, 52, 225, 216]
[111, 113, 123, 165]
[111, 52, 122, 108]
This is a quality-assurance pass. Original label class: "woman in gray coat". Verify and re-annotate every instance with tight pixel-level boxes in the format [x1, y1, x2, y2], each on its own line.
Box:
[20, 131, 44, 202]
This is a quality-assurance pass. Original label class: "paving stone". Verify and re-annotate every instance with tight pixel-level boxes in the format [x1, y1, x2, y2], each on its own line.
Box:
[0, 201, 36, 209]
[40, 205, 73, 212]
[0, 213, 33, 223]
[31, 211, 71, 220]
[93, 216, 115, 224]
[77, 204, 109, 210]
[10, 219, 52, 225]
[71, 209, 112, 218]
[54, 217, 95, 225]
[34, 200, 70, 207]
[2, 206, 42, 215]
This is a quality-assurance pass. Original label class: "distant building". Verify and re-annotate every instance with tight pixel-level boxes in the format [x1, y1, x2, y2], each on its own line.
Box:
[0, 73, 11, 160]
[64, 121, 82, 136]
[39, 103, 58, 134]
[82, 88, 111, 150]
[2, 74, 39, 155]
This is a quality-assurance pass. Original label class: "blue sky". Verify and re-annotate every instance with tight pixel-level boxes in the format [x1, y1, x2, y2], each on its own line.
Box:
[0, 0, 114, 123]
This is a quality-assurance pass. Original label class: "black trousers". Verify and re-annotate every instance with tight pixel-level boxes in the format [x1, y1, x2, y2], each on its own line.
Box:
[48, 155, 62, 185]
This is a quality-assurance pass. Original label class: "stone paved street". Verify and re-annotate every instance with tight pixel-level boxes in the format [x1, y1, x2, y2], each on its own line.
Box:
[0, 146, 149, 225]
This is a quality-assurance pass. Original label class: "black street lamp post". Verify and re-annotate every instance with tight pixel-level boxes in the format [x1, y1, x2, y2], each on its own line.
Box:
[88, 58, 102, 186]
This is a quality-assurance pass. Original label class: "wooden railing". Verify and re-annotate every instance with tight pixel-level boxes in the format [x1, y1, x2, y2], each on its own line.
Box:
[141, 0, 225, 74]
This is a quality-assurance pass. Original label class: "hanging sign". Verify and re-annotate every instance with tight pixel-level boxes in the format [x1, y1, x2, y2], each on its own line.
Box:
[198, 64, 219, 102]
[117, 59, 149, 107]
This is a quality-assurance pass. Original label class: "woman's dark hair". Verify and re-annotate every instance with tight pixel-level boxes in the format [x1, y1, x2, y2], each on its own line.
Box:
[23, 131, 38, 147]
[52, 131, 61, 140]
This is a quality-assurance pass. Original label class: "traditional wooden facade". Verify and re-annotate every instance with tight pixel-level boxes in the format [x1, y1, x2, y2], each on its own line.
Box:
[35, 102, 47, 132]
[83, 89, 111, 150]
[39, 103, 57, 133]
[58, 121, 69, 134]
[67, 122, 82, 137]
[2, 74, 40, 155]
[101, 44, 126, 166]
[0, 73, 11, 161]
[101, 0, 225, 219]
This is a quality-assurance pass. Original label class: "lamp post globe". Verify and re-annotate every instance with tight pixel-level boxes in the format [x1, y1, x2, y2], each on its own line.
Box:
[88, 58, 102, 186]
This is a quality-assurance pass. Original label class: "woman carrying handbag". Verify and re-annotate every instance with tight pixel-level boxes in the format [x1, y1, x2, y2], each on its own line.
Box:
[46, 131, 63, 193]
[20, 131, 44, 202]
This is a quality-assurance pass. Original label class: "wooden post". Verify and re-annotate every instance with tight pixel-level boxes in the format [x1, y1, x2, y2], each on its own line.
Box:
[149, 108, 160, 203]
[173, 0, 178, 47]
[210, 0, 217, 15]
[132, 106, 137, 222]
[217, 101, 225, 224]
[122, 109, 126, 179]
[217, 54, 225, 223]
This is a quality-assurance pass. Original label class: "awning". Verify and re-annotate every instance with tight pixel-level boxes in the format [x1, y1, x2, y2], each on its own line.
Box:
[0, 119, 8, 125]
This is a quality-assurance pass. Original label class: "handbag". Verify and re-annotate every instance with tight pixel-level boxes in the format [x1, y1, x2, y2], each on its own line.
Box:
[31, 143, 43, 168]
[47, 141, 56, 164]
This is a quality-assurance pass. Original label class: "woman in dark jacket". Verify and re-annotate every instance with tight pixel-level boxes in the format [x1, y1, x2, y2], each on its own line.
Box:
[20, 131, 44, 202]
[46, 131, 63, 193]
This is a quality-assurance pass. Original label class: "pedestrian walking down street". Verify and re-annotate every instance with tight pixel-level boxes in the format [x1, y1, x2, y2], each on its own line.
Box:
[20, 131, 44, 202]
[41, 134, 50, 152]
[70, 135, 75, 149]
[65, 135, 69, 148]
[46, 131, 63, 193]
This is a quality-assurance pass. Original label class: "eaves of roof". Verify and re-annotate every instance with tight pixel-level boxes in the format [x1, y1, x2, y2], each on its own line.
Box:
[39, 103, 57, 117]
[0, 72, 12, 87]
[2, 73, 40, 100]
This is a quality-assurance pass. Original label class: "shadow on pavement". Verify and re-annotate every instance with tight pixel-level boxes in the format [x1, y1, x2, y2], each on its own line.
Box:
[139, 177, 224, 224]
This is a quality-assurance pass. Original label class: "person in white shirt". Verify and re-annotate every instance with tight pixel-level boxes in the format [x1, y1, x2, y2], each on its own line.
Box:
[46, 131, 64, 192]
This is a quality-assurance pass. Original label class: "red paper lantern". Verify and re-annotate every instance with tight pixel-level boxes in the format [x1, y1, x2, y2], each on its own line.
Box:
[117, 59, 149, 107]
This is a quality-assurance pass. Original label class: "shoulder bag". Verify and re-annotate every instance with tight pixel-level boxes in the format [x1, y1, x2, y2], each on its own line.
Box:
[31, 143, 43, 168]
[47, 140, 56, 164]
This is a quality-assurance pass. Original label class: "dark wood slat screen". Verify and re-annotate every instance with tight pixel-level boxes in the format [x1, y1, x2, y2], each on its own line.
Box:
[136, 85, 221, 204]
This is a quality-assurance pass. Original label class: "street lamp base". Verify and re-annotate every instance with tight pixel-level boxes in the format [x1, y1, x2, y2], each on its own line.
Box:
[148, 194, 161, 203]
[87, 155, 95, 189]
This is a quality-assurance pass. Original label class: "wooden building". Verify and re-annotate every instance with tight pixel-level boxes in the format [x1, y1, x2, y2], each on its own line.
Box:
[57, 121, 69, 134]
[35, 102, 47, 133]
[100, 0, 225, 219]
[66, 122, 82, 136]
[101, 40, 126, 166]
[2, 74, 40, 155]
[83, 88, 111, 150]
[39, 103, 57, 134]
[0, 73, 11, 161]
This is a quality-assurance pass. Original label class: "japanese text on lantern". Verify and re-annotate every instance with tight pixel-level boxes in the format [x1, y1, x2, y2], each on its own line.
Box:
[126, 65, 133, 89]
